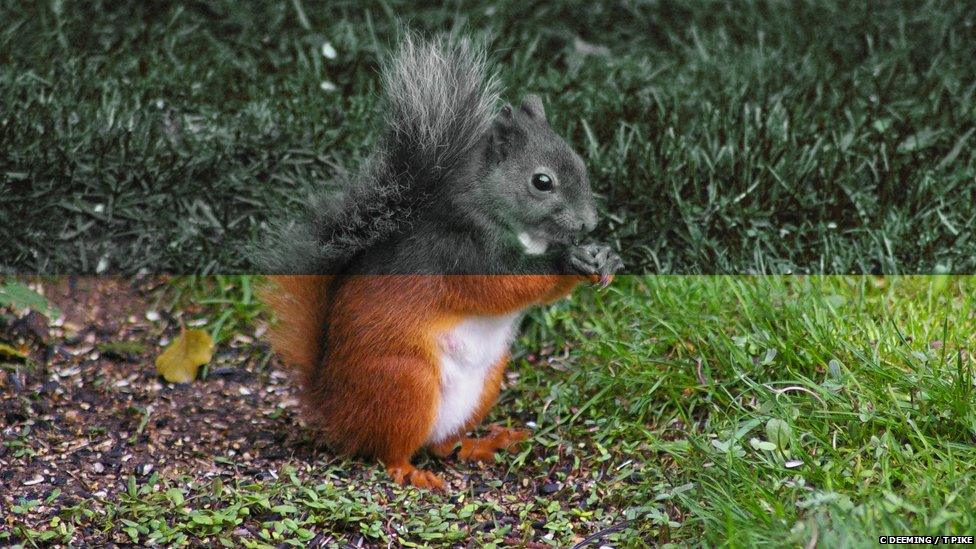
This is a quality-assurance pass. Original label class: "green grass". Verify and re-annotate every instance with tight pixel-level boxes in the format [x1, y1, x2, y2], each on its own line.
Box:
[533, 275, 976, 544]
[161, 275, 264, 345]
[2, 1, 975, 273]
[5, 275, 974, 546]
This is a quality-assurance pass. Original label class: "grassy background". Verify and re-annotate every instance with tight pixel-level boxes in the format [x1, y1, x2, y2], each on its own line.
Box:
[2, 1, 975, 274]
[5, 275, 974, 546]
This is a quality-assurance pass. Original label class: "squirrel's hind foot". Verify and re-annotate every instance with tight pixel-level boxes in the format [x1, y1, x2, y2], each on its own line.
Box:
[387, 463, 446, 490]
[443, 425, 528, 462]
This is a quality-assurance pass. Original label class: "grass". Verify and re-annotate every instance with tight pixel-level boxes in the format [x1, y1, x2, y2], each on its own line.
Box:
[546, 275, 976, 544]
[161, 275, 264, 345]
[2, 0, 975, 544]
[4, 274, 974, 546]
[2, 1, 975, 273]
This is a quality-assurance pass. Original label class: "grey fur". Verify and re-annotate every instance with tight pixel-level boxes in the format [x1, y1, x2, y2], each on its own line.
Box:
[382, 34, 501, 181]
[255, 34, 614, 276]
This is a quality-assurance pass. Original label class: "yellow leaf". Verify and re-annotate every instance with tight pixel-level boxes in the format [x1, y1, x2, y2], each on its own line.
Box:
[155, 328, 214, 383]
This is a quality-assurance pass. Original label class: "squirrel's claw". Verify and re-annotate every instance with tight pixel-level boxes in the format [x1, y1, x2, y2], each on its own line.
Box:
[569, 243, 622, 288]
[430, 425, 530, 463]
[387, 463, 446, 491]
[457, 425, 529, 462]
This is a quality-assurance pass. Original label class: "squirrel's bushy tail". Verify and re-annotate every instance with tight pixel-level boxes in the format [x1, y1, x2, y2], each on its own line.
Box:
[381, 34, 500, 186]
[259, 275, 331, 381]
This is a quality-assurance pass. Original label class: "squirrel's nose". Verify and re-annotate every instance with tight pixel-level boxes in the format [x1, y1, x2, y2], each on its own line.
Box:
[580, 204, 598, 235]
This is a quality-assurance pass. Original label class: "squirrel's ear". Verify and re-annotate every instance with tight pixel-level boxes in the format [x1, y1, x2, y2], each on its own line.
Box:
[488, 104, 516, 162]
[519, 94, 547, 124]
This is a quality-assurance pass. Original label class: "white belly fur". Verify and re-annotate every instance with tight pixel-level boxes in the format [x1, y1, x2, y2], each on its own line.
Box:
[427, 312, 522, 444]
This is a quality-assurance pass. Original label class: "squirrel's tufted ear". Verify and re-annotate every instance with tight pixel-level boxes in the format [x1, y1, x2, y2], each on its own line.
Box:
[494, 104, 514, 129]
[488, 104, 517, 162]
[497, 104, 514, 120]
[519, 94, 547, 124]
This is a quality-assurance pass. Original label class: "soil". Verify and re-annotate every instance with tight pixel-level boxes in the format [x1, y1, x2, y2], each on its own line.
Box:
[0, 278, 315, 540]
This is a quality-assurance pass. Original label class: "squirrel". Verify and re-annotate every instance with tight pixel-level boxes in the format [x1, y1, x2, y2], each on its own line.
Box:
[258, 35, 623, 490]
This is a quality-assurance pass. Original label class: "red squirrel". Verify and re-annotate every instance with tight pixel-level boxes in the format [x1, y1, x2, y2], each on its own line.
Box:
[259, 36, 622, 489]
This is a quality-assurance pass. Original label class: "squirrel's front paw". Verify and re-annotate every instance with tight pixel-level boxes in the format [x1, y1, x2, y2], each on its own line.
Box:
[568, 243, 623, 288]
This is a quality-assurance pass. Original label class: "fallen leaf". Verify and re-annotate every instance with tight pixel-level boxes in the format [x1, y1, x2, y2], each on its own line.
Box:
[155, 328, 214, 383]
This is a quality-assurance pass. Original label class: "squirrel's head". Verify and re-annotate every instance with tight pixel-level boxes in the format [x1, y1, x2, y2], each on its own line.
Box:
[479, 94, 599, 255]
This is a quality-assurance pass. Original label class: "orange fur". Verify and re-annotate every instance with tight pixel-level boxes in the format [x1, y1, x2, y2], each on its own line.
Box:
[258, 275, 332, 375]
[262, 274, 587, 489]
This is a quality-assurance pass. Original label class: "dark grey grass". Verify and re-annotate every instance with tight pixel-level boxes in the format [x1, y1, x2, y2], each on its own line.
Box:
[1, 0, 974, 273]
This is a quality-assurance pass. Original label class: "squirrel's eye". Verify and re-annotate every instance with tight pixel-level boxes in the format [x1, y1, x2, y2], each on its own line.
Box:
[531, 173, 554, 192]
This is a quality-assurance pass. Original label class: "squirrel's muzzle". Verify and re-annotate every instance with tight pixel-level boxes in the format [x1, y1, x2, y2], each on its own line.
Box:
[580, 203, 598, 235]
[560, 202, 598, 245]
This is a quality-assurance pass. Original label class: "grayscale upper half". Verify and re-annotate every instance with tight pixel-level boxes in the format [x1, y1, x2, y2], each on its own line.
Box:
[2, 4, 974, 275]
